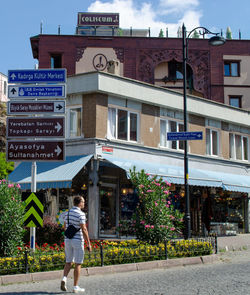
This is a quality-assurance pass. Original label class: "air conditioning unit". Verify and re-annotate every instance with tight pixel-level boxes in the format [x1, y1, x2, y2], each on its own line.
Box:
[107, 60, 120, 75]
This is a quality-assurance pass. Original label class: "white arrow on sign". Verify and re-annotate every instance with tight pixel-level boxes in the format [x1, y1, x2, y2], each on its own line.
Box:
[10, 73, 16, 80]
[55, 122, 62, 133]
[54, 145, 62, 156]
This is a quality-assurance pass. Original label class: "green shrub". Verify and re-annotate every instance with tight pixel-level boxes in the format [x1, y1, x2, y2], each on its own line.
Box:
[129, 168, 184, 244]
[0, 180, 25, 257]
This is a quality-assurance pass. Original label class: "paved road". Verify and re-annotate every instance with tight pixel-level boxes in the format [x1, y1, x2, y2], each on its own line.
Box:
[1, 250, 250, 295]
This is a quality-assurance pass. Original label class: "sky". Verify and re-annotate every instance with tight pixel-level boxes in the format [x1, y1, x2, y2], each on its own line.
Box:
[0, 0, 249, 76]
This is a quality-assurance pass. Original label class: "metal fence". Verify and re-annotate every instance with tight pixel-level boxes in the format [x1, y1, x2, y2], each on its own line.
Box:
[0, 236, 217, 276]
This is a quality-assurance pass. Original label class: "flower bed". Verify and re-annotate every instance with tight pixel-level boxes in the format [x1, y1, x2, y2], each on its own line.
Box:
[0, 238, 214, 275]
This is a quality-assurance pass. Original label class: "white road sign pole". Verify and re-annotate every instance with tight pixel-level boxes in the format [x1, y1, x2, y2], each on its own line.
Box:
[30, 161, 37, 252]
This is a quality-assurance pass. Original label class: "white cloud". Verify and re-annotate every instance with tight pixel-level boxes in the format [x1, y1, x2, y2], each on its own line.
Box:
[87, 0, 202, 37]
[159, 0, 199, 14]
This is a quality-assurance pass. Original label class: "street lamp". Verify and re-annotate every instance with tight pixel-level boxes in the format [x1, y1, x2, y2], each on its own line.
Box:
[182, 24, 225, 239]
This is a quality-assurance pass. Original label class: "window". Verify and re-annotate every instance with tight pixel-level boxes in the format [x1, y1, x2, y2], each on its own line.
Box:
[168, 60, 183, 80]
[107, 107, 139, 142]
[229, 133, 249, 161]
[51, 54, 62, 68]
[68, 107, 82, 138]
[160, 119, 184, 150]
[206, 129, 219, 156]
[224, 61, 240, 77]
[229, 96, 241, 108]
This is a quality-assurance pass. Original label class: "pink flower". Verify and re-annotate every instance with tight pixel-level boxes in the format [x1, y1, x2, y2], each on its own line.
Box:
[166, 204, 169, 208]
[139, 184, 144, 188]
[154, 202, 158, 206]
[16, 184, 21, 189]
[151, 225, 154, 229]
[164, 180, 171, 186]
[146, 190, 153, 193]
[170, 227, 175, 231]
[168, 201, 171, 204]
[145, 225, 150, 228]
[163, 190, 169, 194]
[155, 183, 161, 186]
[140, 220, 145, 225]
[8, 184, 14, 188]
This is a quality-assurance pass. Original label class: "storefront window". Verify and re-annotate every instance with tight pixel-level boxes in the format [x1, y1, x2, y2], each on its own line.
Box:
[211, 194, 245, 235]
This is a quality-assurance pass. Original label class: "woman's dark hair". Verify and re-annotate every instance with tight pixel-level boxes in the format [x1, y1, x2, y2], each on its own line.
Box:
[73, 195, 84, 206]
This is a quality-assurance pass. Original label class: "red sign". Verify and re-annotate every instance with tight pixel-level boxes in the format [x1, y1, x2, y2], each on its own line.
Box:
[7, 141, 65, 161]
[78, 13, 119, 27]
[102, 146, 113, 154]
[7, 117, 65, 138]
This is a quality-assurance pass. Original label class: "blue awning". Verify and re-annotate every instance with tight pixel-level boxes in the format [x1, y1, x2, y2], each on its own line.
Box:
[102, 155, 222, 188]
[8, 155, 93, 190]
[205, 170, 250, 193]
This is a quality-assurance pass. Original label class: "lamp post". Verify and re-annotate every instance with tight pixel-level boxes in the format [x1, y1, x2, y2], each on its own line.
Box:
[182, 24, 225, 239]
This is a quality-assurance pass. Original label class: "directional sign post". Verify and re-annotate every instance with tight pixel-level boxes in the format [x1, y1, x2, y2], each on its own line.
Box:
[7, 68, 67, 252]
[22, 192, 44, 227]
[7, 100, 66, 115]
[8, 69, 66, 83]
[8, 84, 66, 99]
[167, 131, 203, 141]
[7, 140, 65, 161]
[7, 117, 65, 138]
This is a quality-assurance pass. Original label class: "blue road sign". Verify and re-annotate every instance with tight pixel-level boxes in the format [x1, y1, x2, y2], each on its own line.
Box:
[167, 131, 203, 141]
[8, 84, 66, 99]
[8, 69, 66, 84]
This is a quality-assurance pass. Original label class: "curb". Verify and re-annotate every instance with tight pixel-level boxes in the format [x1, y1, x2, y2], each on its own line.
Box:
[0, 254, 219, 286]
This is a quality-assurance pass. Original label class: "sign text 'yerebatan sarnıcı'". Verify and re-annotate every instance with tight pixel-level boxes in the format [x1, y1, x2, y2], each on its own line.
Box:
[7, 117, 65, 138]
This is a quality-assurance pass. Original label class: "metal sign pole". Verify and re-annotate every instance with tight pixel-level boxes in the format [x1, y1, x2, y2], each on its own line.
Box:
[30, 161, 37, 251]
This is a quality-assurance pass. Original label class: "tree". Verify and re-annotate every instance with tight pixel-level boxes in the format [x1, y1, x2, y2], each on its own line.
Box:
[0, 152, 14, 179]
[158, 29, 164, 37]
[226, 27, 232, 39]
[192, 30, 200, 39]
[129, 168, 184, 244]
[0, 180, 25, 256]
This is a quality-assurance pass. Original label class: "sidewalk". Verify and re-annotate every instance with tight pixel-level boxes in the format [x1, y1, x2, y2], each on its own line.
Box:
[217, 233, 250, 251]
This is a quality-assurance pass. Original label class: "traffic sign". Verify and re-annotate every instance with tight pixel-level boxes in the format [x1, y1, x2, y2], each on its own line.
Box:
[7, 140, 65, 161]
[22, 192, 44, 227]
[167, 131, 203, 141]
[7, 117, 65, 138]
[8, 69, 66, 84]
[8, 84, 66, 99]
[7, 100, 66, 115]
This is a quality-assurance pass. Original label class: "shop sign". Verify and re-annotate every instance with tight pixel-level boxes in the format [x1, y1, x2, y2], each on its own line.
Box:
[78, 12, 119, 27]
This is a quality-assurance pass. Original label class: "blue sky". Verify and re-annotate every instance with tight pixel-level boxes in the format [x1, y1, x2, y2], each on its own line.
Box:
[1, 0, 249, 75]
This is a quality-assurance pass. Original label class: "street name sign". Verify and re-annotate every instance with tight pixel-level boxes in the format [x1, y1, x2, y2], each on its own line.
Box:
[7, 140, 65, 161]
[8, 69, 66, 84]
[8, 84, 66, 99]
[7, 117, 65, 138]
[7, 100, 66, 115]
[167, 131, 203, 141]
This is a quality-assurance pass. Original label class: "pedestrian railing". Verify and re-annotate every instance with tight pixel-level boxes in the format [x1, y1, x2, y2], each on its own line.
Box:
[0, 236, 217, 275]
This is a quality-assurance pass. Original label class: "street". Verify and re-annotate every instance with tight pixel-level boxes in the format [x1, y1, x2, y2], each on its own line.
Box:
[1, 250, 250, 295]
